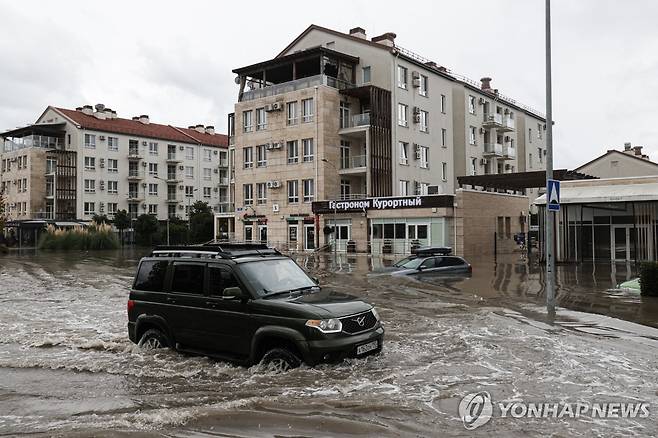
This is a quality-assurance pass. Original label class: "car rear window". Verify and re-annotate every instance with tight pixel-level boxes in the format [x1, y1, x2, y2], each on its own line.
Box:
[134, 260, 168, 291]
[439, 257, 465, 267]
[171, 264, 205, 294]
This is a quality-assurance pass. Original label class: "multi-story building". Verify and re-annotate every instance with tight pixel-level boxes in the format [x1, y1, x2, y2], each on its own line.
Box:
[1, 104, 228, 222]
[227, 24, 546, 251]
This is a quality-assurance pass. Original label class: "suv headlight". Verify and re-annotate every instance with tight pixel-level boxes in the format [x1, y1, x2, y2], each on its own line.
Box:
[306, 318, 342, 333]
[371, 307, 380, 321]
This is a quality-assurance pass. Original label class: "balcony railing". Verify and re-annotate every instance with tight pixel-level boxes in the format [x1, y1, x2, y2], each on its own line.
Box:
[504, 117, 515, 130]
[483, 113, 503, 126]
[340, 155, 367, 169]
[218, 159, 229, 167]
[340, 113, 371, 130]
[483, 143, 503, 156]
[167, 153, 181, 161]
[218, 177, 229, 185]
[3, 135, 63, 152]
[128, 170, 144, 179]
[503, 146, 516, 159]
[339, 193, 367, 200]
[128, 149, 143, 159]
[217, 202, 235, 213]
[241, 74, 355, 102]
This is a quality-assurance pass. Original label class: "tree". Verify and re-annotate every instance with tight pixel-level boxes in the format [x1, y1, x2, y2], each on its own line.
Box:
[161, 216, 188, 245]
[113, 209, 131, 245]
[92, 213, 110, 225]
[134, 214, 159, 246]
[189, 201, 214, 244]
[0, 191, 7, 249]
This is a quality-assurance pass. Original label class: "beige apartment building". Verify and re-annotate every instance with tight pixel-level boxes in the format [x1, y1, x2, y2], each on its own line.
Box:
[575, 142, 658, 179]
[1, 105, 228, 223]
[224, 24, 546, 252]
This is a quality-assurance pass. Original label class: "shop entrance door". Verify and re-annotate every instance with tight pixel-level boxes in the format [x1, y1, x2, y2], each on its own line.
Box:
[612, 225, 634, 262]
[304, 224, 316, 251]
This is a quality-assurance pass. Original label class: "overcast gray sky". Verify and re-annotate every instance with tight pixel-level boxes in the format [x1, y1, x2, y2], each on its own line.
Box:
[1, 0, 657, 168]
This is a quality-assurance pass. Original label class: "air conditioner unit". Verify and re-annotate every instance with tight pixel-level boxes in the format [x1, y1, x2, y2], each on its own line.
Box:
[142, 203, 147, 209]
[99, 181, 105, 190]
[479, 127, 486, 134]
[266, 180, 281, 189]
[179, 145, 185, 151]
[142, 141, 147, 146]
[413, 106, 420, 115]
[413, 113, 421, 124]
[179, 204, 184, 210]
[213, 168, 219, 174]
[99, 135, 106, 141]
[504, 136, 511, 142]
[99, 158, 105, 168]
[213, 187, 218, 192]
[142, 183, 147, 188]
[266, 142, 282, 150]
[272, 203, 280, 212]
[213, 150, 218, 155]
[179, 185, 184, 190]
[178, 165, 184, 170]
[478, 97, 486, 105]
[99, 203, 105, 212]
[505, 164, 512, 170]
[427, 185, 440, 195]
[271, 102, 283, 111]
[480, 158, 488, 166]
[141, 161, 147, 167]
[411, 71, 420, 80]
[412, 78, 421, 88]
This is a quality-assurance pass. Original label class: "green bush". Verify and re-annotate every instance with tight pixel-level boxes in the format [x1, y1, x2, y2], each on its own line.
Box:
[639, 262, 658, 296]
[38, 222, 120, 251]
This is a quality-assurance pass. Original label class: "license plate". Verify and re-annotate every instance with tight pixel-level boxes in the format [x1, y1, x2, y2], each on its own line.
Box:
[356, 340, 378, 355]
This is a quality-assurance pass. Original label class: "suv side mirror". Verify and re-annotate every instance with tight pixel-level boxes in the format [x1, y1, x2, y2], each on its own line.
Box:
[312, 276, 320, 285]
[222, 287, 244, 299]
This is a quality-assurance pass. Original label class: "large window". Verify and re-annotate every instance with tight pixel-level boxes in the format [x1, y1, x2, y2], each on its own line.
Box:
[257, 182, 267, 204]
[399, 141, 409, 165]
[256, 145, 267, 167]
[84, 201, 95, 215]
[468, 95, 476, 114]
[185, 146, 194, 160]
[287, 140, 299, 164]
[362, 66, 371, 83]
[442, 162, 447, 181]
[469, 126, 477, 145]
[171, 264, 205, 294]
[107, 136, 119, 151]
[148, 163, 158, 176]
[256, 107, 267, 131]
[84, 179, 95, 193]
[419, 110, 429, 133]
[243, 110, 253, 132]
[287, 180, 299, 203]
[419, 75, 428, 96]
[84, 134, 96, 149]
[302, 138, 314, 162]
[107, 180, 118, 194]
[397, 65, 408, 89]
[243, 146, 253, 168]
[148, 183, 158, 196]
[243, 184, 253, 205]
[134, 261, 168, 292]
[303, 179, 314, 203]
[286, 101, 298, 125]
[398, 103, 408, 127]
[84, 156, 95, 170]
[185, 166, 194, 178]
[399, 180, 409, 196]
[208, 266, 243, 297]
[302, 98, 314, 123]
[419, 146, 429, 169]
[148, 142, 158, 155]
[203, 167, 212, 180]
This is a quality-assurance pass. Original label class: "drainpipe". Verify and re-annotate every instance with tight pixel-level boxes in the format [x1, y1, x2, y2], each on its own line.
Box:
[391, 50, 400, 195]
[314, 85, 320, 249]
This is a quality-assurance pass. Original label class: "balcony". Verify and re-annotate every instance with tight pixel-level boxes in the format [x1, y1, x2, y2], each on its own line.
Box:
[502, 145, 516, 160]
[218, 177, 229, 186]
[127, 170, 144, 180]
[217, 201, 235, 213]
[166, 174, 182, 183]
[166, 154, 182, 163]
[166, 196, 181, 204]
[127, 192, 144, 202]
[502, 117, 515, 131]
[483, 143, 503, 157]
[482, 113, 503, 129]
[3, 135, 63, 152]
[339, 193, 367, 200]
[338, 155, 366, 175]
[241, 74, 355, 102]
[218, 159, 229, 168]
[128, 150, 143, 160]
[339, 113, 370, 136]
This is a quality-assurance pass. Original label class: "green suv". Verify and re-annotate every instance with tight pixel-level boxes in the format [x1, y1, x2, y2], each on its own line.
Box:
[127, 243, 384, 370]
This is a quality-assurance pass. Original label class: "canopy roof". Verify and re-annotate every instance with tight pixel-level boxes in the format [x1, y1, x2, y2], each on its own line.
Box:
[535, 176, 658, 205]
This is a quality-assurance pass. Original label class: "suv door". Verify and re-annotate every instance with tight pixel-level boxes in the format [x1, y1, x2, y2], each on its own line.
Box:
[167, 261, 209, 348]
[437, 256, 469, 272]
[417, 257, 438, 274]
[202, 264, 255, 358]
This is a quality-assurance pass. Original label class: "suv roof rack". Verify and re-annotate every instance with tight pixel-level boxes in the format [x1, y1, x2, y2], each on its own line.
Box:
[412, 246, 452, 256]
[151, 243, 281, 259]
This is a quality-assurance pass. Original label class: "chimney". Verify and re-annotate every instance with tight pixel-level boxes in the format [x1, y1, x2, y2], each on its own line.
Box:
[624, 142, 632, 151]
[372, 32, 396, 48]
[94, 110, 106, 120]
[139, 115, 150, 124]
[205, 125, 215, 135]
[75, 106, 83, 112]
[103, 107, 114, 119]
[634, 146, 643, 156]
[132, 116, 140, 121]
[349, 27, 367, 39]
[195, 124, 205, 133]
[481, 77, 492, 91]
[425, 61, 438, 69]
[188, 125, 196, 129]
[81, 105, 93, 116]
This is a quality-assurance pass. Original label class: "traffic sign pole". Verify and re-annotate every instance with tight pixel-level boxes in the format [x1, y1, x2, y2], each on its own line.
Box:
[545, 0, 556, 316]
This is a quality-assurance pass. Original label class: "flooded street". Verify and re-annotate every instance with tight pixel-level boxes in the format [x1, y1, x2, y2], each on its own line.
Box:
[1, 250, 658, 436]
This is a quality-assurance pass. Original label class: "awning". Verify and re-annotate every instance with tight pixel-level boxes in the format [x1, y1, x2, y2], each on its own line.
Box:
[535, 180, 658, 205]
[457, 169, 596, 191]
[1, 123, 66, 138]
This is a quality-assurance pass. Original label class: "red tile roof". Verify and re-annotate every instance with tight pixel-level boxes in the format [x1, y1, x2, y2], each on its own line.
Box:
[54, 107, 228, 148]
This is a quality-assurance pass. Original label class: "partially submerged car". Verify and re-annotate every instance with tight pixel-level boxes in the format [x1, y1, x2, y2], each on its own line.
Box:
[380, 247, 472, 276]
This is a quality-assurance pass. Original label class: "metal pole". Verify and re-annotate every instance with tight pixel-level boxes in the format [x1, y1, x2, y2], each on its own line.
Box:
[545, 0, 556, 315]
[167, 217, 170, 245]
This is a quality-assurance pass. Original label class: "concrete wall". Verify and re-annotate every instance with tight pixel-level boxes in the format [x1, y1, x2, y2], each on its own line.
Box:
[455, 189, 528, 257]
[576, 151, 658, 178]
[0, 148, 47, 220]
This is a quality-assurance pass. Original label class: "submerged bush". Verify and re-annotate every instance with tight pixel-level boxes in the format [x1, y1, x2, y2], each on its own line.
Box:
[38, 222, 120, 250]
[639, 262, 658, 297]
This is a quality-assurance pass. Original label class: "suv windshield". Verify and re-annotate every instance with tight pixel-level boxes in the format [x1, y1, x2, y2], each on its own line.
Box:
[394, 257, 424, 269]
[239, 258, 317, 296]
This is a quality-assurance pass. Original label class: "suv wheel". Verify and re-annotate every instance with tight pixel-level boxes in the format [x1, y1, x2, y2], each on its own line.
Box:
[138, 328, 169, 350]
[260, 348, 301, 372]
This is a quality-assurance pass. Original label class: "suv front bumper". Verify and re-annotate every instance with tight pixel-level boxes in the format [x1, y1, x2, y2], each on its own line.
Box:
[301, 326, 384, 365]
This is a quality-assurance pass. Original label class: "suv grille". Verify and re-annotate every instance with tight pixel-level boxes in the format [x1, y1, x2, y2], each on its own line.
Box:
[340, 310, 377, 334]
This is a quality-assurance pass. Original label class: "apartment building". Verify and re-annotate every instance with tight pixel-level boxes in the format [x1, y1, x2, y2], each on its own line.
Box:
[227, 24, 546, 251]
[1, 104, 228, 222]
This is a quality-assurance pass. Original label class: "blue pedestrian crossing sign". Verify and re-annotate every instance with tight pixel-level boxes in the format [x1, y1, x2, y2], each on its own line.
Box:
[547, 179, 560, 211]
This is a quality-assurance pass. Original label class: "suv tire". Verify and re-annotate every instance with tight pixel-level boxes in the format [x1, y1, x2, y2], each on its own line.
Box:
[138, 328, 169, 350]
[260, 348, 301, 372]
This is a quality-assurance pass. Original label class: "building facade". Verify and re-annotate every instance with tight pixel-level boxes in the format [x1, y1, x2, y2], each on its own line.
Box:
[225, 24, 546, 251]
[1, 105, 228, 222]
[575, 143, 658, 179]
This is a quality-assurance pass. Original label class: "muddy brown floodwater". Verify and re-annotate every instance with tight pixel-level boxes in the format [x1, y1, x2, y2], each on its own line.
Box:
[0, 249, 657, 437]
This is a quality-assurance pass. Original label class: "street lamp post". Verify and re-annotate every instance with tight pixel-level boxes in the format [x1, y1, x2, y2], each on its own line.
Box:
[545, 0, 556, 315]
[153, 176, 170, 245]
[187, 188, 198, 243]
[321, 158, 338, 263]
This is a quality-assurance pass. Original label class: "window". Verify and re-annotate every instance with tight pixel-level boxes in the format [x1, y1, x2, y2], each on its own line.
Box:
[148, 204, 158, 215]
[419, 74, 428, 96]
[538, 148, 544, 164]
[397, 65, 408, 89]
[528, 128, 533, 143]
[134, 260, 168, 292]
[84, 134, 96, 148]
[107, 180, 118, 194]
[419, 110, 429, 132]
[419, 182, 429, 195]
[257, 182, 267, 204]
[243, 147, 253, 168]
[468, 95, 476, 114]
[286, 101, 297, 125]
[303, 179, 314, 202]
[339, 101, 350, 129]
[362, 66, 371, 83]
[203, 186, 211, 198]
[538, 123, 543, 139]
[185, 185, 195, 197]
[148, 183, 158, 196]
[469, 126, 477, 145]
[529, 153, 534, 169]
[243, 110, 253, 132]
[84, 156, 95, 170]
[243, 184, 253, 205]
[148, 142, 158, 155]
[399, 180, 409, 196]
[84, 202, 95, 215]
[287, 180, 299, 203]
[441, 162, 447, 181]
[440, 94, 446, 113]
[399, 141, 409, 165]
[441, 128, 447, 147]
[256, 145, 267, 167]
[107, 136, 119, 151]
[208, 266, 243, 297]
[171, 264, 205, 294]
[419, 146, 429, 169]
[340, 179, 351, 199]
[84, 179, 95, 193]
[287, 140, 299, 164]
[107, 202, 118, 215]
[203, 167, 212, 180]
[470, 158, 477, 176]
[302, 98, 314, 123]
[185, 146, 194, 160]
[148, 163, 158, 176]
[107, 158, 118, 173]
[204, 149, 212, 162]
[302, 138, 314, 162]
[185, 166, 194, 178]
[398, 103, 408, 127]
[256, 107, 267, 130]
